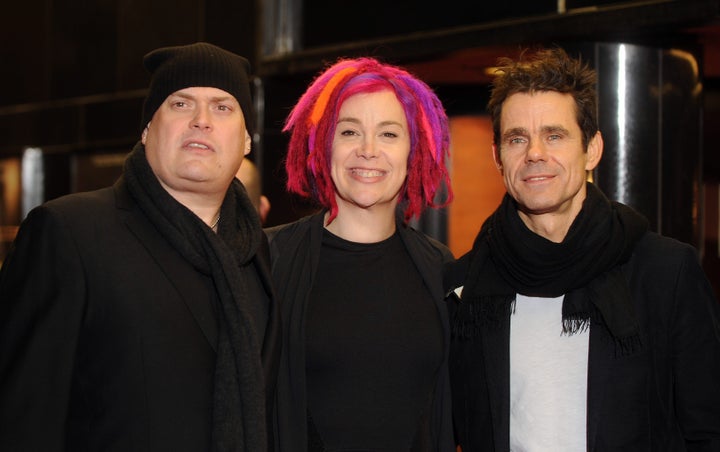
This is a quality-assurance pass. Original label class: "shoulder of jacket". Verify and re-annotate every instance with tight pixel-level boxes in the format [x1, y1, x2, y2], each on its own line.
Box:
[632, 231, 697, 262]
[264, 213, 320, 245]
[32, 187, 114, 221]
[399, 223, 454, 263]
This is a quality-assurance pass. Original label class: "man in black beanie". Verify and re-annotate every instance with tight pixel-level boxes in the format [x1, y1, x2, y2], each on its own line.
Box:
[0, 42, 279, 452]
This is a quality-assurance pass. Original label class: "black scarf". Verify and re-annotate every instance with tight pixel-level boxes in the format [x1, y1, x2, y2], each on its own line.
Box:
[123, 143, 266, 451]
[455, 183, 648, 354]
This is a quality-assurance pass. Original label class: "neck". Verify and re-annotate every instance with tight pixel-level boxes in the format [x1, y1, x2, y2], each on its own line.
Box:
[517, 210, 576, 243]
[324, 204, 398, 243]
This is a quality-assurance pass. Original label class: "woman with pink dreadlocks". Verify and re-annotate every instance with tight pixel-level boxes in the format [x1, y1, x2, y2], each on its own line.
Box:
[266, 57, 455, 451]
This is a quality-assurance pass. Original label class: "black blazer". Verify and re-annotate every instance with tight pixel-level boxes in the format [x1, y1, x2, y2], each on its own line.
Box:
[0, 179, 279, 451]
[448, 232, 720, 451]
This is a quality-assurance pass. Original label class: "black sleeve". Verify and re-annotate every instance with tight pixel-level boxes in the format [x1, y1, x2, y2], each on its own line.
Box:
[0, 205, 87, 451]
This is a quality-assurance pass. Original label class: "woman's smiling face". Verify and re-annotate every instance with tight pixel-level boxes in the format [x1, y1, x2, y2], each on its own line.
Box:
[330, 90, 411, 214]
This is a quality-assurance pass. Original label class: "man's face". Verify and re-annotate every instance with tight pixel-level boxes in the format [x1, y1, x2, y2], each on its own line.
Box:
[493, 91, 602, 237]
[142, 87, 250, 200]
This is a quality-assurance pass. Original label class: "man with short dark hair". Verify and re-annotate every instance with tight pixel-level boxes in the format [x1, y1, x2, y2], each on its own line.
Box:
[0, 42, 279, 452]
[447, 47, 720, 451]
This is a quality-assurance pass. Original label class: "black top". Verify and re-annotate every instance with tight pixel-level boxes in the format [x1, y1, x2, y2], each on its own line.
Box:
[305, 229, 444, 451]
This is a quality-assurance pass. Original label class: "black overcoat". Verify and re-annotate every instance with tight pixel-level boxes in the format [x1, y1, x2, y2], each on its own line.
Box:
[0, 178, 279, 451]
[448, 232, 720, 451]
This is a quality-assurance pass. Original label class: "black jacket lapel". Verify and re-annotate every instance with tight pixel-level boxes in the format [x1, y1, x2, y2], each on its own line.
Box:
[586, 323, 613, 451]
[483, 312, 512, 452]
[114, 182, 219, 351]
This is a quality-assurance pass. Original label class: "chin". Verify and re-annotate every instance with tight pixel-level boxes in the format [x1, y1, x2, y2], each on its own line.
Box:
[518, 200, 558, 215]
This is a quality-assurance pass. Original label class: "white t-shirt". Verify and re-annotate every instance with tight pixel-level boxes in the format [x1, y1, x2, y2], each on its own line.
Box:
[509, 294, 589, 452]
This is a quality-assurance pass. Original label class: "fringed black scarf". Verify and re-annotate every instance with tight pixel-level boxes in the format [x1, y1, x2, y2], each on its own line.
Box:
[123, 142, 267, 451]
[455, 183, 648, 354]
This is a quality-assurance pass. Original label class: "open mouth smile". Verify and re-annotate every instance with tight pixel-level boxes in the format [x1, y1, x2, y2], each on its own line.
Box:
[350, 168, 387, 178]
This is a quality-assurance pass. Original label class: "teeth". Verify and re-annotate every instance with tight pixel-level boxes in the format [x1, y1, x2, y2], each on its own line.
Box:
[187, 142, 209, 149]
[352, 169, 384, 177]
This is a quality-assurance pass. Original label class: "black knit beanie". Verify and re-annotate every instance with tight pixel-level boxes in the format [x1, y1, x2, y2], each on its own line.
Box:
[141, 42, 254, 135]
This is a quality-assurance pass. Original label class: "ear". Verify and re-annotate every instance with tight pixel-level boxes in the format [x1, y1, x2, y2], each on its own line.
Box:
[492, 143, 503, 174]
[141, 123, 150, 145]
[585, 131, 603, 171]
[259, 195, 271, 224]
[244, 130, 252, 156]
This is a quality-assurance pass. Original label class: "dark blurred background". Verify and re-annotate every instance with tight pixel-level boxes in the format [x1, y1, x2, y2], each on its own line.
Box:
[1, 0, 719, 293]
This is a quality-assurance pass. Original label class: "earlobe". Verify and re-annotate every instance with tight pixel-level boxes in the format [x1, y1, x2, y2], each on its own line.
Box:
[141, 125, 149, 145]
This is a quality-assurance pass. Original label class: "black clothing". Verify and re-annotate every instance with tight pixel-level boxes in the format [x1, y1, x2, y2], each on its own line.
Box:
[305, 230, 443, 450]
[0, 143, 279, 452]
[447, 183, 720, 451]
[124, 144, 269, 450]
[267, 213, 455, 452]
[455, 183, 648, 351]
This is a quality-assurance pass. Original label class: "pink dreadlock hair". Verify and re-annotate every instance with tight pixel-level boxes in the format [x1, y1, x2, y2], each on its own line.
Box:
[283, 57, 453, 224]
